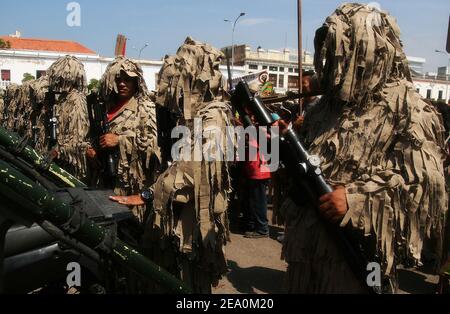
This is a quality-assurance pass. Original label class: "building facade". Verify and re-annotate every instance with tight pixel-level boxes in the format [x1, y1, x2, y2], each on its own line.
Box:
[0, 35, 246, 92]
[0, 35, 166, 91]
[221, 44, 315, 93]
[1, 35, 448, 103]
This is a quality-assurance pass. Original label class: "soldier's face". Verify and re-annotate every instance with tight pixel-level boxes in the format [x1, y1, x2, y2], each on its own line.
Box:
[302, 77, 312, 93]
[116, 73, 137, 100]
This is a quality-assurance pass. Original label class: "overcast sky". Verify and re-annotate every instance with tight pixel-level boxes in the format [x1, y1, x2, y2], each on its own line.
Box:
[1, 0, 449, 72]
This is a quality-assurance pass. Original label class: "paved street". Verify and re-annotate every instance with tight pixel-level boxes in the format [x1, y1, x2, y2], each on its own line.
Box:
[213, 210, 440, 295]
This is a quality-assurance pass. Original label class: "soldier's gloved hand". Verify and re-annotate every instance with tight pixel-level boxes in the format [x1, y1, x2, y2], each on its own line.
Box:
[100, 133, 119, 149]
[109, 195, 144, 206]
[318, 186, 348, 224]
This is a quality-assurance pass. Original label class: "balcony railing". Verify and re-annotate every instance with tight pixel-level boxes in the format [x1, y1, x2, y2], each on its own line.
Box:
[0, 81, 11, 88]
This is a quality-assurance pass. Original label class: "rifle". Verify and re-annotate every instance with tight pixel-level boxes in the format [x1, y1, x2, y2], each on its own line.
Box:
[45, 91, 58, 150]
[86, 92, 118, 180]
[30, 113, 39, 148]
[230, 80, 375, 293]
[261, 90, 322, 105]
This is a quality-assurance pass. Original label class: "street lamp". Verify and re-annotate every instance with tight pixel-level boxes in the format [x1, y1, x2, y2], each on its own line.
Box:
[139, 43, 150, 60]
[224, 12, 246, 77]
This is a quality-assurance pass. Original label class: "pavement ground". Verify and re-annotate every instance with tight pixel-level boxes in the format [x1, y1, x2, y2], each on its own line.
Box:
[213, 210, 440, 295]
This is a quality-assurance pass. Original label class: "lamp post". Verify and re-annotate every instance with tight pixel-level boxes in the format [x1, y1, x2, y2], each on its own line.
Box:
[139, 43, 150, 60]
[224, 12, 246, 78]
[435, 49, 450, 103]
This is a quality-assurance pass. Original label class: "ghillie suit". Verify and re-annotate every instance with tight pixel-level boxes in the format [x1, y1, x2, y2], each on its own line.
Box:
[46, 56, 91, 181]
[2, 84, 20, 129]
[0, 90, 4, 125]
[27, 75, 49, 151]
[98, 57, 160, 222]
[144, 37, 235, 293]
[282, 3, 448, 293]
[14, 81, 35, 137]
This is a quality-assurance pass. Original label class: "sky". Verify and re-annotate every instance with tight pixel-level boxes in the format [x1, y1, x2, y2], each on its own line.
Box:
[1, 0, 449, 72]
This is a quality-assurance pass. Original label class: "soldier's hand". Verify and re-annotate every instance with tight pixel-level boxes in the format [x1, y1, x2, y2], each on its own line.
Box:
[109, 195, 144, 206]
[50, 149, 60, 160]
[100, 133, 119, 149]
[86, 147, 97, 159]
[293, 115, 305, 132]
[318, 186, 348, 224]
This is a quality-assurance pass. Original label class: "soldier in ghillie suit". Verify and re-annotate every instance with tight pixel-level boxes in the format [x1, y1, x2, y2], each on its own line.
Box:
[111, 37, 235, 293]
[27, 75, 49, 151]
[0, 89, 4, 125]
[89, 57, 160, 222]
[281, 3, 448, 293]
[46, 55, 91, 182]
[14, 81, 35, 137]
[2, 83, 20, 129]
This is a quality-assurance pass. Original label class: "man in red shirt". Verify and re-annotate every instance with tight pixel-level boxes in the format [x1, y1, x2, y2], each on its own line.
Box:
[243, 126, 271, 238]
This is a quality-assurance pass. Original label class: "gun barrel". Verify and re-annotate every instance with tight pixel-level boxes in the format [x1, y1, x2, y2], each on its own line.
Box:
[0, 126, 85, 188]
[283, 127, 333, 196]
[0, 158, 191, 294]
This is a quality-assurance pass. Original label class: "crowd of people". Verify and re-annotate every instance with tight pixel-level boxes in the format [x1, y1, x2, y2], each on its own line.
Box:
[1, 3, 450, 294]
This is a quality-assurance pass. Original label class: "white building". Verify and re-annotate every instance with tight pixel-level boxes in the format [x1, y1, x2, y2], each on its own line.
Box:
[413, 75, 450, 103]
[1, 35, 447, 102]
[407, 56, 426, 75]
[0, 35, 246, 92]
[0, 35, 166, 91]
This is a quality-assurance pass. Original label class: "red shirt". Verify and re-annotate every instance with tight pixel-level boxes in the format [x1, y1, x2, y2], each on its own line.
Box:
[107, 99, 128, 122]
[243, 130, 271, 180]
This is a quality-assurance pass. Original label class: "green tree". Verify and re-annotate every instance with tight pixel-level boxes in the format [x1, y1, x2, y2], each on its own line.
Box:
[88, 78, 100, 92]
[22, 73, 35, 83]
[0, 39, 11, 49]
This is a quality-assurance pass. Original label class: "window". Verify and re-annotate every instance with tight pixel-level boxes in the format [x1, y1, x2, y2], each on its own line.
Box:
[295, 68, 299, 73]
[288, 68, 294, 73]
[269, 74, 278, 87]
[262, 65, 268, 70]
[426, 89, 432, 99]
[438, 90, 443, 100]
[1, 69, 11, 81]
[278, 74, 284, 88]
[416, 88, 420, 94]
[248, 64, 258, 70]
[279, 67, 285, 72]
[36, 70, 47, 79]
[269, 66, 278, 72]
[288, 76, 299, 89]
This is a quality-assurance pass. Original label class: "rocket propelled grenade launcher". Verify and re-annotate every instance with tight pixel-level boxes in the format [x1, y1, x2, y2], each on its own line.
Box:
[230, 80, 374, 293]
[230, 80, 333, 196]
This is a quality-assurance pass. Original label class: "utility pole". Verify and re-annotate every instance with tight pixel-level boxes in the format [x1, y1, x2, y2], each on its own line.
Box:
[298, 0, 303, 113]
